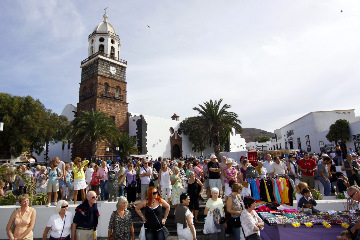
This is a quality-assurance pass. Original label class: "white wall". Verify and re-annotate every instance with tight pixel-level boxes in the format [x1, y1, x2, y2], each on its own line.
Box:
[129, 113, 247, 159]
[272, 110, 360, 153]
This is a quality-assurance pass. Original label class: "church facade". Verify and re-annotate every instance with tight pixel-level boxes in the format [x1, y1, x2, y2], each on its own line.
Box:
[34, 14, 247, 162]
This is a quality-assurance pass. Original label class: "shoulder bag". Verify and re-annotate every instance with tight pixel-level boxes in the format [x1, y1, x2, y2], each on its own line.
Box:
[150, 208, 169, 238]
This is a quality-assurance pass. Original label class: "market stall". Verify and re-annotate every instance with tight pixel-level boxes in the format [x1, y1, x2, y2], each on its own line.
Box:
[257, 210, 358, 240]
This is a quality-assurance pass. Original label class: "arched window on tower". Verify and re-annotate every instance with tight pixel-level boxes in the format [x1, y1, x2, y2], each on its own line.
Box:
[103, 83, 109, 96]
[90, 46, 94, 55]
[110, 46, 115, 58]
[99, 44, 104, 53]
[115, 86, 121, 99]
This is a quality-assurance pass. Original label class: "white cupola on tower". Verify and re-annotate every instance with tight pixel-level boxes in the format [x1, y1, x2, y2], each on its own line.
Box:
[88, 14, 121, 60]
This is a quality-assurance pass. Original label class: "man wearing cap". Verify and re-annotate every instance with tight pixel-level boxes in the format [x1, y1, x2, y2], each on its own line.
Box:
[71, 191, 99, 240]
[298, 152, 317, 189]
[207, 154, 222, 195]
[139, 160, 152, 200]
[342, 153, 360, 186]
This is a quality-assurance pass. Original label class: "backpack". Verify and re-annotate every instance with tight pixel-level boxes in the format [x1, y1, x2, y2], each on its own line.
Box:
[246, 166, 258, 179]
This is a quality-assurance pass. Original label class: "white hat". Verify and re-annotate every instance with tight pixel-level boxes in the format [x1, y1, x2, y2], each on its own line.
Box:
[210, 154, 217, 159]
[226, 158, 233, 164]
[232, 161, 238, 167]
[321, 154, 329, 157]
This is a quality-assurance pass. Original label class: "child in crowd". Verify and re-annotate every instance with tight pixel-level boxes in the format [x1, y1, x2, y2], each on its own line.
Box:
[298, 188, 319, 213]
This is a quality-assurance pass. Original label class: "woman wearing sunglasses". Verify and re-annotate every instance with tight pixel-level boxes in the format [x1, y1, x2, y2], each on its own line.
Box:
[135, 186, 170, 240]
[42, 200, 73, 240]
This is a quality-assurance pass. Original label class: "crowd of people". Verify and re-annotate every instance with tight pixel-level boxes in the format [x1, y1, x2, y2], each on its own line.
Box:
[1, 147, 359, 239]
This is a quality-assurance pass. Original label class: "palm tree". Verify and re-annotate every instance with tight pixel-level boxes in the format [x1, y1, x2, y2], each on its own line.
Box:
[192, 99, 242, 158]
[112, 132, 138, 161]
[71, 109, 120, 158]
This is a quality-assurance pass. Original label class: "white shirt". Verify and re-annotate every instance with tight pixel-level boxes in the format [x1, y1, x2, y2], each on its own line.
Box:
[140, 167, 152, 184]
[271, 162, 287, 175]
[57, 161, 65, 174]
[85, 167, 94, 184]
[160, 169, 171, 188]
[46, 212, 73, 238]
[263, 161, 273, 176]
[240, 209, 261, 237]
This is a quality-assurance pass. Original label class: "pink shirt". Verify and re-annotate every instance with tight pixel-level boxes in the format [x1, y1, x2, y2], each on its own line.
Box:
[98, 167, 108, 181]
[193, 166, 203, 180]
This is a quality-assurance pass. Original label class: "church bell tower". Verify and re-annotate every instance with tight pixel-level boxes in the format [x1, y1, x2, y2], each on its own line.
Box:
[73, 14, 129, 159]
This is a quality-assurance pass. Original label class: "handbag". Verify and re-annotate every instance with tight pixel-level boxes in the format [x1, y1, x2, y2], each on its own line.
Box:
[130, 174, 137, 188]
[231, 217, 241, 228]
[108, 211, 116, 240]
[150, 208, 170, 238]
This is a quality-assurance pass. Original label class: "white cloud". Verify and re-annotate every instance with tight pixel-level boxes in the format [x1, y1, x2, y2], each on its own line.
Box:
[1, 0, 360, 133]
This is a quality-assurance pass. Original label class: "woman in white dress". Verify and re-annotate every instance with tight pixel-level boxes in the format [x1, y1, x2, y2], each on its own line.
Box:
[175, 193, 197, 240]
[171, 167, 184, 211]
[158, 161, 173, 203]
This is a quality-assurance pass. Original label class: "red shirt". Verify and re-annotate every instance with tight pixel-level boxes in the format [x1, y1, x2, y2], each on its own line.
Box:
[298, 158, 317, 176]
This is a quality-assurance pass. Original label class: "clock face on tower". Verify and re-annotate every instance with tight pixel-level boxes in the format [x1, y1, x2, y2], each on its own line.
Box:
[110, 66, 116, 75]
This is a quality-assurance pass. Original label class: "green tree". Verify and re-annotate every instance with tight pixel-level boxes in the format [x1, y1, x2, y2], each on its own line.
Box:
[255, 136, 271, 143]
[191, 99, 242, 158]
[0, 93, 69, 158]
[112, 132, 138, 161]
[71, 109, 120, 158]
[180, 117, 208, 154]
[326, 119, 350, 146]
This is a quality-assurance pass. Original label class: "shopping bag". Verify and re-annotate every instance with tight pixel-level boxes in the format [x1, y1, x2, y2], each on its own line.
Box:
[139, 224, 146, 240]
[203, 212, 220, 234]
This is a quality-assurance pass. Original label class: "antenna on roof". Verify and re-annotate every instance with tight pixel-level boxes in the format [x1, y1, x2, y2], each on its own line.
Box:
[104, 7, 108, 14]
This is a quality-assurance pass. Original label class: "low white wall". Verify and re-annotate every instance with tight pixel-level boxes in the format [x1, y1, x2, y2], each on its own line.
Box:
[0, 199, 348, 239]
[0, 201, 118, 239]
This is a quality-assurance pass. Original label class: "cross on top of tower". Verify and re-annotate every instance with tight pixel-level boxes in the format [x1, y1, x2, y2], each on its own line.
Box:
[103, 7, 109, 22]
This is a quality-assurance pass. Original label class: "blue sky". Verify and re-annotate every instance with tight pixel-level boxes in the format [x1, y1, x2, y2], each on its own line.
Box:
[1, 0, 360, 132]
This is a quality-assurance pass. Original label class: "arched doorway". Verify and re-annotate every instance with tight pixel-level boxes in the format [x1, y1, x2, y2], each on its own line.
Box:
[170, 131, 182, 159]
[173, 144, 181, 159]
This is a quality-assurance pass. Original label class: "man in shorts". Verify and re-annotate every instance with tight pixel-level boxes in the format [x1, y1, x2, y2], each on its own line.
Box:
[139, 160, 152, 200]
[207, 154, 222, 194]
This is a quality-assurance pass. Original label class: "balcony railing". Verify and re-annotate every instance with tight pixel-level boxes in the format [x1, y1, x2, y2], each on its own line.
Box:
[81, 52, 127, 66]
[101, 91, 123, 101]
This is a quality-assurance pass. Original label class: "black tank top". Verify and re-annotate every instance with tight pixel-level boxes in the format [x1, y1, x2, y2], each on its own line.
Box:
[144, 205, 163, 230]
[187, 180, 199, 196]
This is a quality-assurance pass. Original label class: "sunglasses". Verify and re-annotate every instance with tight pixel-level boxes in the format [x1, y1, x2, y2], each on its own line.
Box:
[61, 205, 68, 208]
[144, 163, 148, 164]
[152, 191, 158, 195]
[91, 196, 97, 199]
